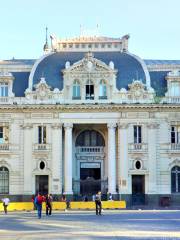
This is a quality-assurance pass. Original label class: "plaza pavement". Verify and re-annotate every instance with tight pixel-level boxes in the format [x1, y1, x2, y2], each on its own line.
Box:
[0, 210, 180, 240]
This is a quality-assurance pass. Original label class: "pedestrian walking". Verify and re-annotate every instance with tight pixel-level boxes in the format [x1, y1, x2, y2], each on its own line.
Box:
[2, 197, 10, 214]
[35, 193, 44, 219]
[95, 191, 102, 215]
[45, 194, 53, 216]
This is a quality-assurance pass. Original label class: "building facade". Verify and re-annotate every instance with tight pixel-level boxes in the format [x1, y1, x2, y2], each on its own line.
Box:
[0, 33, 180, 206]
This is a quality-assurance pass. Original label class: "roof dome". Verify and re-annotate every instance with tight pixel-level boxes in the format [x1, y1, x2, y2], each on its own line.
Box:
[29, 51, 150, 91]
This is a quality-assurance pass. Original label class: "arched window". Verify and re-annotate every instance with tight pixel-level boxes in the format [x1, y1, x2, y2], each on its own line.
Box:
[99, 80, 107, 99]
[0, 166, 9, 194]
[76, 130, 105, 146]
[72, 80, 81, 99]
[86, 80, 94, 100]
[171, 166, 180, 193]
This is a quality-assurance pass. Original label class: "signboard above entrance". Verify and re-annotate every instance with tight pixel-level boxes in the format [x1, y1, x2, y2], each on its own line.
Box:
[80, 163, 100, 168]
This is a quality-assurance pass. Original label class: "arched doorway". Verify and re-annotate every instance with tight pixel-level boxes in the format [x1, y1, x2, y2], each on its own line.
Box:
[75, 130, 106, 195]
[0, 166, 9, 194]
[171, 166, 180, 193]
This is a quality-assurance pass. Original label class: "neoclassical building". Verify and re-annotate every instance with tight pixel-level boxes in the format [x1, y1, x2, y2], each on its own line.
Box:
[0, 33, 180, 206]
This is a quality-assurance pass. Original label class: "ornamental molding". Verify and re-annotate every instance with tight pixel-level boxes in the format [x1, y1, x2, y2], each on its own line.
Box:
[118, 80, 155, 104]
[117, 122, 129, 129]
[1, 103, 180, 111]
[63, 52, 116, 74]
[25, 77, 63, 103]
[147, 123, 160, 129]
[107, 122, 117, 129]
[0, 159, 12, 171]
[64, 122, 73, 129]
[51, 123, 63, 129]
[21, 123, 33, 129]
[168, 159, 180, 170]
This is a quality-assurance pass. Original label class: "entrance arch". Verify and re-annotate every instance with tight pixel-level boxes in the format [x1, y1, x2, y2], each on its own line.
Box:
[75, 130, 106, 195]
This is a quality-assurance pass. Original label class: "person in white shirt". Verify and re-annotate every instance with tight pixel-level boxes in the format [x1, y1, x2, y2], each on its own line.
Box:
[2, 197, 10, 214]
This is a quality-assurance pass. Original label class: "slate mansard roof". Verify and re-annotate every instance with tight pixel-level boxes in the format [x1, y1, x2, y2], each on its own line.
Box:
[1, 53, 180, 97]
[31, 52, 147, 91]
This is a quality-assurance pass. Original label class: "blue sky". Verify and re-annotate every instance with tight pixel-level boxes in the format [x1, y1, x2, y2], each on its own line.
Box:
[0, 0, 180, 60]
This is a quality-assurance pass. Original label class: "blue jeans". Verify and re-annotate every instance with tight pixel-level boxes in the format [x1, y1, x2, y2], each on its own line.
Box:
[36, 204, 42, 219]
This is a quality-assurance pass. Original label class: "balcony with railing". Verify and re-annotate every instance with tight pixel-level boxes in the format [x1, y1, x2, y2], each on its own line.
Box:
[128, 143, 148, 152]
[0, 143, 9, 151]
[171, 143, 180, 150]
[0, 143, 19, 153]
[33, 143, 51, 151]
[76, 146, 104, 157]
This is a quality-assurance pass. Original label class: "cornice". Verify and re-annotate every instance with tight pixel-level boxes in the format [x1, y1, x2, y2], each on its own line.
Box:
[0, 103, 180, 112]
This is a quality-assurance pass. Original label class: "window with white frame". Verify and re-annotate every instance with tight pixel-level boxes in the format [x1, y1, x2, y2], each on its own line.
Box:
[99, 80, 107, 99]
[171, 166, 180, 193]
[134, 125, 142, 144]
[72, 80, 81, 99]
[0, 82, 8, 97]
[0, 166, 9, 194]
[38, 126, 46, 144]
[171, 126, 180, 144]
[0, 126, 9, 144]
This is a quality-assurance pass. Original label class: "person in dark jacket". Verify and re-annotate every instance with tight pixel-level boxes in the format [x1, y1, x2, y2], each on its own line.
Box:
[95, 191, 102, 215]
[45, 194, 53, 216]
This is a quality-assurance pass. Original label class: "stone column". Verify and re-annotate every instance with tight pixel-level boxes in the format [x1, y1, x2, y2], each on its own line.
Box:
[118, 123, 129, 194]
[107, 123, 117, 194]
[147, 123, 159, 193]
[23, 123, 33, 194]
[64, 123, 73, 195]
[51, 123, 63, 194]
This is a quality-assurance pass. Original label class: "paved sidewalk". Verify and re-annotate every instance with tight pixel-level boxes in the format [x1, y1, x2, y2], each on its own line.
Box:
[0, 210, 180, 239]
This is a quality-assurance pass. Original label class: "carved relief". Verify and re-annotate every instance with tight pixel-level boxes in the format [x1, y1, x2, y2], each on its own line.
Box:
[118, 80, 155, 103]
[25, 77, 63, 103]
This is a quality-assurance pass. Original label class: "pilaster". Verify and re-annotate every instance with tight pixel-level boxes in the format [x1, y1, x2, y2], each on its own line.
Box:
[64, 123, 73, 194]
[22, 123, 33, 194]
[147, 123, 159, 194]
[51, 123, 63, 194]
[118, 122, 129, 194]
[107, 122, 117, 194]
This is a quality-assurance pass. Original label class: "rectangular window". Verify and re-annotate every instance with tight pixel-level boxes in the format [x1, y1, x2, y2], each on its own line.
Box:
[38, 126, 46, 144]
[171, 126, 180, 143]
[0, 127, 3, 144]
[73, 86, 80, 98]
[0, 83, 8, 97]
[134, 125, 142, 144]
[86, 85, 94, 100]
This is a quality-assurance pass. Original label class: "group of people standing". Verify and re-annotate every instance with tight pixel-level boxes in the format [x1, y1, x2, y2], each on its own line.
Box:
[33, 193, 53, 219]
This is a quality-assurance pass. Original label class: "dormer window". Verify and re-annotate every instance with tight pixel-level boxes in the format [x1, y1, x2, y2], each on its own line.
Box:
[72, 80, 81, 100]
[0, 82, 8, 97]
[99, 80, 107, 99]
[86, 80, 94, 100]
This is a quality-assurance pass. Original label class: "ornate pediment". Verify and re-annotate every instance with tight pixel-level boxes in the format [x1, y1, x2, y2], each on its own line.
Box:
[25, 77, 62, 103]
[128, 80, 146, 99]
[118, 80, 155, 103]
[34, 78, 51, 99]
[63, 52, 116, 75]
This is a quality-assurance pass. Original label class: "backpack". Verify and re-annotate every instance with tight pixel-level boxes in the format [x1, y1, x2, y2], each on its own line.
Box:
[34, 196, 39, 205]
